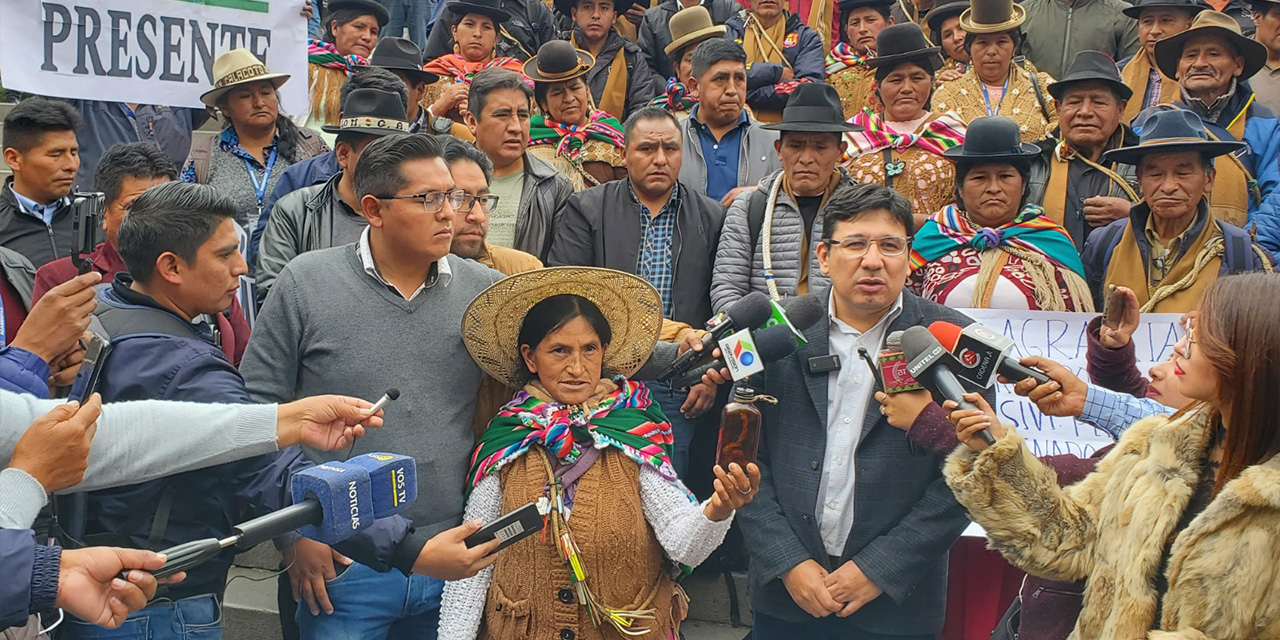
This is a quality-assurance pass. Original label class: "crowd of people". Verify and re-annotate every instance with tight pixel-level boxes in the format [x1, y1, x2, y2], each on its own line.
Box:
[1, 0, 1280, 638]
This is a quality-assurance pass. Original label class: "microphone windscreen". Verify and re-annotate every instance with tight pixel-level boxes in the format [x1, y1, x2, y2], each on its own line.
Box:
[927, 321, 964, 352]
[781, 295, 824, 331]
[754, 325, 800, 363]
[899, 326, 943, 363]
[344, 453, 417, 519]
[725, 292, 774, 330]
[292, 462, 375, 544]
[386, 388, 401, 401]
[886, 330, 904, 348]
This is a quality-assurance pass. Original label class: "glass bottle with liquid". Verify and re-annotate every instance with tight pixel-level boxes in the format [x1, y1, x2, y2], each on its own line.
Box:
[717, 386, 763, 468]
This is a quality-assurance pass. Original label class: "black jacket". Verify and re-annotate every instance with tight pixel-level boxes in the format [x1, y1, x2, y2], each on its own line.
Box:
[638, 0, 742, 80]
[0, 179, 76, 269]
[574, 29, 663, 121]
[548, 180, 724, 327]
[425, 0, 558, 60]
[256, 172, 362, 305]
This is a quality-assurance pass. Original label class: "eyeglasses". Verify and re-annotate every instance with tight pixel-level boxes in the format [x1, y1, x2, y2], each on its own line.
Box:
[378, 188, 497, 214]
[821, 235, 910, 257]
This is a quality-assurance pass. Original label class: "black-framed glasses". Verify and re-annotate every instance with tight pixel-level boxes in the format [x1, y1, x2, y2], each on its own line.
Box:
[821, 235, 910, 257]
[467, 193, 500, 213]
[378, 188, 474, 214]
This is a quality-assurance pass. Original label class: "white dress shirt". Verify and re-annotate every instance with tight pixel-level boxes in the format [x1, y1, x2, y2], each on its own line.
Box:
[356, 227, 451, 300]
[816, 291, 903, 557]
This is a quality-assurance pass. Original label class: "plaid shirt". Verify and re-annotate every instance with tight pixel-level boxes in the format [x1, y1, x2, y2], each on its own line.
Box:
[1079, 384, 1171, 440]
[631, 183, 680, 317]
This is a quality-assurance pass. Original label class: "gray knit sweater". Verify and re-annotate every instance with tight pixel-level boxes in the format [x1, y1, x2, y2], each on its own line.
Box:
[240, 245, 502, 537]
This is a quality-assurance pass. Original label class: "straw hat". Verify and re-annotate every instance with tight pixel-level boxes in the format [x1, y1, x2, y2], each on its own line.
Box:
[523, 40, 595, 84]
[665, 6, 728, 56]
[959, 0, 1026, 34]
[200, 48, 291, 107]
[461, 267, 664, 389]
[1153, 10, 1267, 82]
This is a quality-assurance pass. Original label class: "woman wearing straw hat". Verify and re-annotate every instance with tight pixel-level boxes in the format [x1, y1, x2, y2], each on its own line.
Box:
[440, 267, 760, 640]
[931, 0, 1057, 142]
[524, 41, 628, 190]
[842, 23, 967, 230]
[649, 6, 728, 119]
[182, 49, 329, 232]
[422, 0, 528, 128]
[307, 0, 389, 128]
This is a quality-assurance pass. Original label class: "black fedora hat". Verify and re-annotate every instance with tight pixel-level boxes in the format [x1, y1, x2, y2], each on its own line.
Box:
[838, 0, 895, 14]
[762, 84, 864, 132]
[866, 23, 943, 71]
[327, 0, 390, 26]
[447, 0, 512, 24]
[1121, 0, 1210, 20]
[1047, 50, 1133, 101]
[554, 0, 639, 19]
[523, 40, 595, 84]
[926, 0, 969, 35]
[321, 88, 412, 135]
[1153, 10, 1268, 81]
[362, 37, 440, 84]
[942, 116, 1041, 163]
[1102, 108, 1244, 166]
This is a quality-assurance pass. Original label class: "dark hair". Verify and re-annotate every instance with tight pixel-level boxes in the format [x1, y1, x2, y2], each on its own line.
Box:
[451, 10, 498, 28]
[353, 133, 446, 199]
[622, 107, 681, 147]
[821, 183, 914, 240]
[516, 294, 613, 380]
[843, 3, 892, 30]
[1251, 0, 1280, 14]
[963, 28, 1022, 54]
[954, 160, 1033, 210]
[215, 84, 311, 163]
[441, 137, 494, 183]
[325, 8, 376, 42]
[468, 68, 534, 119]
[2, 98, 83, 154]
[117, 182, 237, 284]
[343, 67, 411, 110]
[691, 39, 747, 81]
[873, 58, 937, 85]
[532, 78, 589, 114]
[335, 131, 377, 153]
[94, 143, 178, 206]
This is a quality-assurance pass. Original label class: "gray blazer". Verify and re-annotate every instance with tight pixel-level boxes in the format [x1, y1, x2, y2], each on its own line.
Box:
[677, 110, 780, 202]
[738, 290, 990, 635]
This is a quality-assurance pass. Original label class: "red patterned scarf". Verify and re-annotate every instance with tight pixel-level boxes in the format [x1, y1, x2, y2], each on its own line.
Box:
[844, 110, 966, 157]
[825, 41, 872, 74]
[528, 109, 625, 162]
[307, 39, 369, 76]
[422, 53, 527, 84]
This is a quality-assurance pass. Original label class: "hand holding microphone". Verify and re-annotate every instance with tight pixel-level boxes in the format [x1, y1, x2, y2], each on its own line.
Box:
[943, 393, 1007, 452]
[899, 327, 996, 445]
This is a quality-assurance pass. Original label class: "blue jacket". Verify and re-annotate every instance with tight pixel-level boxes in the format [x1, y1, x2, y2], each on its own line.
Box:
[0, 348, 48, 398]
[723, 12, 825, 113]
[251, 151, 341, 271]
[0, 529, 59, 631]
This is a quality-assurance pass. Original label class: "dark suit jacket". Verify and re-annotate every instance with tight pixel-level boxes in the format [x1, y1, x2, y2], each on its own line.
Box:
[738, 290, 990, 635]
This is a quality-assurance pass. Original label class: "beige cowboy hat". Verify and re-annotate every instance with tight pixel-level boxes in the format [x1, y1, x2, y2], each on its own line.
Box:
[959, 0, 1026, 34]
[665, 6, 729, 56]
[461, 267, 664, 389]
[1153, 10, 1268, 83]
[200, 48, 291, 107]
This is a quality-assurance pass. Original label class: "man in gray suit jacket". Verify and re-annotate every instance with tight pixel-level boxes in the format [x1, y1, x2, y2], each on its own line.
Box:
[738, 183, 992, 639]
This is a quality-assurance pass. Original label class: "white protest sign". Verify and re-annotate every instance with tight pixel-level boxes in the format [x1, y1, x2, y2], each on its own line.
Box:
[0, 0, 309, 114]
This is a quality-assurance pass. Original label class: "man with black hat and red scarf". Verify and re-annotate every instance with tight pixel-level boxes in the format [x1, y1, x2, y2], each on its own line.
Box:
[556, 0, 663, 120]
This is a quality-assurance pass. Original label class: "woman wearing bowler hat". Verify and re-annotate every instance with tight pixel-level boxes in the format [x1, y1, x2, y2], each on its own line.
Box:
[826, 0, 896, 119]
[422, 0, 528, 129]
[524, 41, 627, 191]
[307, 0, 390, 128]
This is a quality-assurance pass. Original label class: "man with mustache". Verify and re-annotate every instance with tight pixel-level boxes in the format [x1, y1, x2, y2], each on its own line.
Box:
[1151, 9, 1280, 255]
[1117, 0, 1210, 122]
[557, 0, 663, 120]
[724, 0, 826, 124]
[0, 99, 81, 269]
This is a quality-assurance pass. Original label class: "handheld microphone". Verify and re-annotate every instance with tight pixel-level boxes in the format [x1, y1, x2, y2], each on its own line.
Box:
[657, 292, 774, 381]
[899, 327, 996, 445]
[878, 331, 924, 394]
[369, 388, 401, 414]
[765, 294, 825, 346]
[673, 324, 798, 388]
[927, 321, 1051, 387]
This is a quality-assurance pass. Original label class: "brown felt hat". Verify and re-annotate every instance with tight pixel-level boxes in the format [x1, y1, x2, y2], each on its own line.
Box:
[1153, 10, 1267, 82]
[665, 6, 729, 56]
[959, 0, 1026, 34]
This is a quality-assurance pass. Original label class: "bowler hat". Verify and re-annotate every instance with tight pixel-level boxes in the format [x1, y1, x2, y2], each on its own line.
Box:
[321, 88, 412, 135]
[665, 6, 728, 56]
[926, 0, 970, 36]
[523, 40, 595, 83]
[327, 0, 390, 25]
[362, 37, 440, 84]
[942, 116, 1041, 163]
[866, 23, 943, 72]
[200, 48, 291, 108]
[446, 0, 512, 23]
[1102, 108, 1244, 165]
[1154, 10, 1268, 81]
[554, 0, 639, 19]
[838, 0, 896, 15]
[762, 84, 864, 132]
[1047, 51, 1133, 101]
[959, 0, 1026, 34]
[1121, 0, 1210, 20]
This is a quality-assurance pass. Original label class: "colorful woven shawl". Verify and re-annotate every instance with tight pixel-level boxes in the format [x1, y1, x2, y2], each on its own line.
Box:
[910, 204, 1086, 277]
[307, 39, 369, 76]
[422, 53, 527, 84]
[825, 42, 871, 75]
[844, 110, 966, 157]
[466, 377, 687, 499]
[528, 110, 625, 162]
[651, 77, 698, 111]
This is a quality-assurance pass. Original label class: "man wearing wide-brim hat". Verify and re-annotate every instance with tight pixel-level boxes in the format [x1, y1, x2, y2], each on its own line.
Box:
[1248, 0, 1280, 114]
[724, 0, 827, 124]
[361, 37, 439, 135]
[710, 83, 860, 311]
[650, 6, 728, 119]
[555, 0, 663, 120]
[1019, 0, 1139, 80]
[1147, 9, 1280, 254]
[1026, 50, 1142, 252]
[1081, 109, 1272, 313]
[257, 89, 412, 304]
[1115, 0, 1210, 122]
[826, 0, 896, 119]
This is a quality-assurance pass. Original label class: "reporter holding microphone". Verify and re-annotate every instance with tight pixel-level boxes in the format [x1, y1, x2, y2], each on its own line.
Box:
[942, 273, 1280, 640]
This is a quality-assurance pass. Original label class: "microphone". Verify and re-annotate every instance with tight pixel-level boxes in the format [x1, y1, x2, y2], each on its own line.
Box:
[140, 454, 417, 579]
[764, 294, 825, 346]
[673, 324, 798, 388]
[657, 292, 774, 381]
[878, 331, 924, 394]
[927, 321, 1051, 387]
[370, 388, 401, 414]
[899, 327, 996, 445]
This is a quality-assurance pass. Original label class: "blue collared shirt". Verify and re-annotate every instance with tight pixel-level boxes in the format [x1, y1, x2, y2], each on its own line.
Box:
[630, 182, 681, 317]
[9, 186, 69, 227]
[690, 106, 750, 202]
[1078, 384, 1172, 440]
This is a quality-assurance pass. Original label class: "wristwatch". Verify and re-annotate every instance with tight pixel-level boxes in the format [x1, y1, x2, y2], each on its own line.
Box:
[427, 107, 453, 134]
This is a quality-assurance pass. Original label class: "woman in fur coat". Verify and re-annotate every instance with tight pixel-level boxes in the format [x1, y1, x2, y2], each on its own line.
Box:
[942, 271, 1280, 640]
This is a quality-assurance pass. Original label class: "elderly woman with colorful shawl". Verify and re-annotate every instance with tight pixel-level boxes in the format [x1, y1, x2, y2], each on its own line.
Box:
[909, 116, 1094, 311]
[439, 267, 760, 640]
[827, 0, 896, 119]
[524, 41, 627, 191]
[842, 23, 966, 231]
[649, 6, 727, 120]
[307, 0, 387, 129]
[421, 0, 527, 131]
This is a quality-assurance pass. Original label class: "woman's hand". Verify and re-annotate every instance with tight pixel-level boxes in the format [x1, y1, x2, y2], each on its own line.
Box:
[997, 356, 1088, 418]
[942, 393, 1005, 452]
[872, 390, 932, 431]
[936, 68, 963, 85]
[1099, 286, 1140, 349]
[430, 83, 469, 121]
[704, 463, 761, 521]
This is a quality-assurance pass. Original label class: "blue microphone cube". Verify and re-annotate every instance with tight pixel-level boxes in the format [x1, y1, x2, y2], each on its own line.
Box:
[291, 461, 375, 544]
[344, 452, 418, 518]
